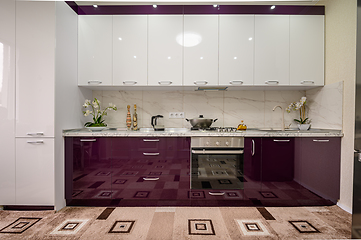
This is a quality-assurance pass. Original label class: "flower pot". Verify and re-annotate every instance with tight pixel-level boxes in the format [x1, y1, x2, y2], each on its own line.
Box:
[86, 126, 107, 131]
[297, 124, 310, 131]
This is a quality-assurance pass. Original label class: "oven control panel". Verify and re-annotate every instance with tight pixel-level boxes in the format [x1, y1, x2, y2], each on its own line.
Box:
[191, 137, 244, 148]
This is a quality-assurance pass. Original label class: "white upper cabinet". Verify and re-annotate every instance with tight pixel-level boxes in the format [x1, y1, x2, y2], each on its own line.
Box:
[219, 15, 254, 86]
[78, 15, 112, 86]
[290, 15, 324, 86]
[184, 15, 219, 86]
[254, 15, 290, 86]
[148, 15, 183, 86]
[16, 1, 55, 137]
[113, 15, 147, 86]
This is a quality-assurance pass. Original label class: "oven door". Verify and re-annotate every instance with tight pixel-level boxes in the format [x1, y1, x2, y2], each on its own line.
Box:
[191, 148, 244, 190]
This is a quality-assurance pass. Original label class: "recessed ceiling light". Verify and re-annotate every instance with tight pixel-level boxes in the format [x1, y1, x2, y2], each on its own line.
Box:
[93, 5, 98, 8]
[271, 5, 276, 9]
[153, 4, 157, 8]
[213, 4, 218, 7]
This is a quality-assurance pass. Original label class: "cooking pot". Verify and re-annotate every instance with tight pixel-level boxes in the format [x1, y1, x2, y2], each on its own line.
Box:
[186, 115, 218, 129]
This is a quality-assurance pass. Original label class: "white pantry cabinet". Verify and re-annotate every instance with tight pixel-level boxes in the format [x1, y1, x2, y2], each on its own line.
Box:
[148, 15, 183, 86]
[219, 15, 254, 86]
[113, 15, 147, 86]
[78, 15, 112, 86]
[290, 15, 324, 86]
[183, 15, 219, 86]
[15, 1, 55, 137]
[254, 15, 290, 86]
[0, 0, 16, 205]
[15, 138, 54, 205]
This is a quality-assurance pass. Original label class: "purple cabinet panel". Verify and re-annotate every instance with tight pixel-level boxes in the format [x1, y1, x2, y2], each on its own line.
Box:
[243, 137, 262, 181]
[295, 137, 341, 202]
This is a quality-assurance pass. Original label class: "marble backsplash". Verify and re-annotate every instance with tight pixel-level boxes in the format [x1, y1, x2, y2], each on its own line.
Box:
[91, 82, 343, 130]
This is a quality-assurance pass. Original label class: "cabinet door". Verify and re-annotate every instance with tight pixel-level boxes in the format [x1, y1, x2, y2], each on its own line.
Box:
[254, 15, 290, 86]
[261, 138, 294, 181]
[184, 15, 218, 86]
[148, 15, 183, 86]
[298, 137, 340, 201]
[290, 15, 324, 86]
[113, 15, 147, 86]
[16, 138, 54, 205]
[219, 15, 254, 86]
[16, 1, 55, 137]
[78, 15, 112, 86]
[0, 0, 16, 205]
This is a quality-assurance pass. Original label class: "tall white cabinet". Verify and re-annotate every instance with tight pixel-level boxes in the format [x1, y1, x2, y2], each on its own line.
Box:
[0, 0, 16, 205]
[254, 15, 290, 86]
[183, 15, 219, 86]
[148, 15, 183, 86]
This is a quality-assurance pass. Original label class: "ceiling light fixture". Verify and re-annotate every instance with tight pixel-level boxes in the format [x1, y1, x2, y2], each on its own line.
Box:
[271, 5, 276, 9]
[213, 4, 218, 7]
[93, 4, 98, 8]
[153, 4, 157, 8]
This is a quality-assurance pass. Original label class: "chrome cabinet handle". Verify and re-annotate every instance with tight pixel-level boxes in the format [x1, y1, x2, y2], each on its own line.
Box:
[27, 140, 44, 144]
[143, 177, 160, 181]
[251, 139, 255, 156]
[194, 80, 208, 86]
[191, 150, 243, 154]
[265, 80, 279, 85]
[300, 80, 315, 85]
[27, 132, 44, 136]
[143, 139, 160, 142]
[123, 81, 137, 85]
[88, 80, 102, 85]
[313, 139, 330, 142]
[209, 192, 225, 196]
[230, 80, 244, 85]
[80, 139, 97, 142]
[143, 153, 160, 156]
[158, 81, 172, 85]
[273, 139, 290, 142]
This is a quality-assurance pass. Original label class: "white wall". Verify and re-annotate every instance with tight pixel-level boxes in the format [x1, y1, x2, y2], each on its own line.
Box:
[55, 1, 91, 210]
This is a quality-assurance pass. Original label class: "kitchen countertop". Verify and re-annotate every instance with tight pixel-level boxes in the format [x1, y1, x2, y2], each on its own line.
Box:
[63, 128, 343, 137]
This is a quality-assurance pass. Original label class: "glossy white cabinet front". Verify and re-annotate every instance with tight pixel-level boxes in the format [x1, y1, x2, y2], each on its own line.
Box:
[184, 15, 219, 86]
[254, 15, 290, 86]
[219, 15, 254, 86]
[290, 15, 324, 86]
[16, 138, 54, 205]
[0, 0, 16, 204]
[148, 15, 183, 86]
[15, 1, 55, 137]
[78, 15, 112, 86]
[113, 15, 147, 86]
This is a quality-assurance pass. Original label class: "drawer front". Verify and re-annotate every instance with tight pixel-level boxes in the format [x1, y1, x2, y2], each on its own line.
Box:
[112, 137, 191, 151]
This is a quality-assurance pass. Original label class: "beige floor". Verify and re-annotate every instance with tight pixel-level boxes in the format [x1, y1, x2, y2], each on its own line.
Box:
[0, 205, 351, 239]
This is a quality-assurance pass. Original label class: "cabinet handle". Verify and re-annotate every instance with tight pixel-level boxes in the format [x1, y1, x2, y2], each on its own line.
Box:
[123, 81, 137, 85]
[158, 81, 172, 85]
[80, 139, 97, 142]
[300, 80, 315, 85]
[230, 80, 243, 85]
[191, 150, 243, 154]
[273, 139, 290, 142]
[265, 80, 279, 85]
[143, 152, 160, 156]
[88, 80, 102, 85]
[27, 140, 44, 144]
[209, 192, 225, 196]
[194, 80, 208, 86]
[27, 132, 44, 136]
[251, 139, 255, 156]
[143, 139, 160, 142]
[143, 177, 160, 181]
[313, 139, 330, 142]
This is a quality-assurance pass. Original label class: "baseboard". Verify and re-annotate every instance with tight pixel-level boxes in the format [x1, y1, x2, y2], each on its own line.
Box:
[337, 202, 352, 214]
[3, 205, 54, 211]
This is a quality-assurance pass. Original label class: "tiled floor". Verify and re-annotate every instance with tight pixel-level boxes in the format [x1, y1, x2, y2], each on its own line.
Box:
[0, 205, 351, 239]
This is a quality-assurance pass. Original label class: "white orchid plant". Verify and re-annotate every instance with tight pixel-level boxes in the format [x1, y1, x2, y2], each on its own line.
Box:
[286, 96, 309, 124]
[83, 98, 117, 127]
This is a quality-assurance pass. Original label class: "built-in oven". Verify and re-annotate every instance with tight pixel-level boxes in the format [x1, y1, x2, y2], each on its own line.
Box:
[191, 137, 244, 195]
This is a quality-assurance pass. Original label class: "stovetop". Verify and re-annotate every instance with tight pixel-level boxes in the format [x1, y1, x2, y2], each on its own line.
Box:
[190, 127, 238, 132]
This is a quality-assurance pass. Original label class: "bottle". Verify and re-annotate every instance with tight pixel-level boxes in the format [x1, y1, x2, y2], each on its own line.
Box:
[126, 105, 131, 130]
[133, 104, 138, 131]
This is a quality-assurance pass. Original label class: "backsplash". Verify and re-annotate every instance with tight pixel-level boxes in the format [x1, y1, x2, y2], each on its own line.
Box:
[91, 82, 342, 130]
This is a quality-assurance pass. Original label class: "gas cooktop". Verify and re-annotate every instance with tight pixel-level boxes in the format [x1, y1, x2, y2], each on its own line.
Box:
[191, 127, 238, 132]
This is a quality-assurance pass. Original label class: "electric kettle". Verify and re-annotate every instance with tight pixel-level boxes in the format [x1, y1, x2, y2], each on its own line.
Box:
[151, 115, 165, 131]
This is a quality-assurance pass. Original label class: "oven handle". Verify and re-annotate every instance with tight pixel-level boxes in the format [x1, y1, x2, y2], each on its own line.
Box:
[191, 150, 243, 154]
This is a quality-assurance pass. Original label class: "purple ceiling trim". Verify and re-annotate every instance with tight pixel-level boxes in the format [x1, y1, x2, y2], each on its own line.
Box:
[69, 3, 324, 16]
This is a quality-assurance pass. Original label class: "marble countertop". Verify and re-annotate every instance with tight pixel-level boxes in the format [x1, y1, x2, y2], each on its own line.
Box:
[63, 128, 343, 137]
